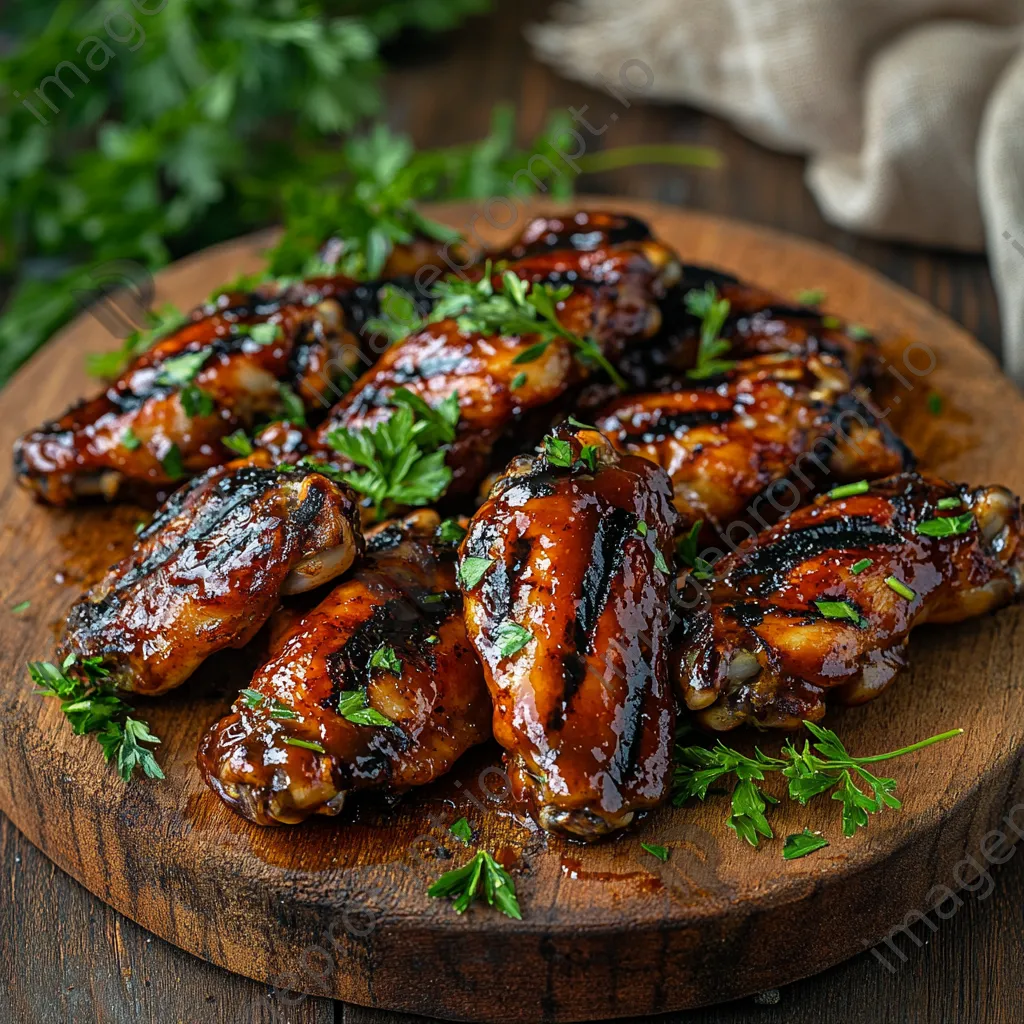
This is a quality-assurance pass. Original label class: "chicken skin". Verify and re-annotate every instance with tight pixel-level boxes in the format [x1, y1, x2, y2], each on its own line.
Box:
[460, 428, 678, 840]
[58, 453, 362, 695]
[675, 473, 1024, 730]
[595, 354, 912, 536]
[197, 511, 491, 825]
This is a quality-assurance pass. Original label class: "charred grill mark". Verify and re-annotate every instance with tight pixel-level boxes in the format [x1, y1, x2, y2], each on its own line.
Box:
[606, 662, 652, 787]
[619, 406, 736, 442]
[323, 590, 460, 708]
[733, 516, 904, 595]
[575, 507, 634, 656]
[831, 391, 917, 471]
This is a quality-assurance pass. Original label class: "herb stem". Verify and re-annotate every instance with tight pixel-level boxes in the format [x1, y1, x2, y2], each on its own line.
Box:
[848, 728, 964, 764]
[578, 145, 723, 174]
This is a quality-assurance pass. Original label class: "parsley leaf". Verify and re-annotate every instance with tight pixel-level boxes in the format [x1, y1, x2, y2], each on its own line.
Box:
[337, 689, 394, 727]
[277, 383, 306, 426]
[180, 385, 215, 418]
[543, 435, 574, 468]
[458, 557, 494, 590]
[782, 829, 830, 861]
[222, 430, 254, 458]
[161, 444, 185, 481]
[685, 284, 733, 380]
[427, 850, 522, 920]
[121, 427, 142, 451]
[364, 285, 425, 344]
[284, 737, 326, 753]
[10, 600, 30, 615]
[797, 289, 826, 307]
[249, 322, 282, 346]
[640, 843, 669, 862]
[369, 644, 402, 676]
[325, 389, 459, 519]
[494, 620, 533, 658]
[814, 600, 866, 628]
[437, 519, 467, 544]
[916, 512, 974, 538]
[449, 817, 473, 844]
[30, 657, 163, 782]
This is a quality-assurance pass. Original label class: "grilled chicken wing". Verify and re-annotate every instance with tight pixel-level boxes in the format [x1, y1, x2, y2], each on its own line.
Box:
[197, 511, 491, 825]
[312, 237, 679, 499]
[58, 453, 362, 695]
[595, 354, 912, 537]
[675, 473, 1024, 730]
[460, 428, 678, 840]
[617, 265, 880, 395]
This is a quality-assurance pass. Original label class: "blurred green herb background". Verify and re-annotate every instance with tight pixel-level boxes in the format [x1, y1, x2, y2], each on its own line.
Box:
[0, 0, 719, 386]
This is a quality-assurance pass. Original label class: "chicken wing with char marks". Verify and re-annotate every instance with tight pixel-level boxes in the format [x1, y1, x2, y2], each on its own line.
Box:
[595, 353, 912, 537]
[311, 231, 680, 500]
[58, 452, 362, 695]
[616, 264, 880, 395]
[198, 510, 491, 825]
[14, 246, 445, 507]
[460, 428, 678, 840]
[675, 473, 1024, 731]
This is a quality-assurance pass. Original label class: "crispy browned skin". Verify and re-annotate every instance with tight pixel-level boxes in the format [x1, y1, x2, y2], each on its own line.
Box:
[58, 452, 362, 695]
[460, 428, 678, 840]
[616, 265, 880, 395]
[595, 354, 912, 536]
[675, 473, 1024, 730]
[197, 511, 491, 825]
[312, 231, 679, 498]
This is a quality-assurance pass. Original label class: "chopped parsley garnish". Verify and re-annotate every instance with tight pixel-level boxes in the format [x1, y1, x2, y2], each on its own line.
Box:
[277, 383, 306, 426]
[783, 829, 830, 861]
[828, 480, 868, 499]
[239, 688, 265, 708]
[635, 521, 649, 537]
[326, 388, 459, 520]
[337, 690, 394, 727]
[821, 315, 842, 330]
[221, 429, 254, 457]
[30, 656, 163, 782]
[673, 720, 962, 846]
[510, 371, 527, 391]
[543, 435, 574, 468]
[797, 289, 826, 306]
[676, 520, 714, 580]
[436, 519, 467, 544]
[848, 324, 873, 341]
[426, 264, 625, 388]
[926, 391, 943, 416]
[364, 285, 424, 344]
[685, 283, 733, 380]
[425, 634, 440, 645]
[458, 557, 494, 590]
[10, 600, 30, 615]
[180, 384, 215, 418]
[283, 737, 326, 753]
[121, 427, 142, 451]
[917, 513, 974, 538]
[936, 496, 961, 510]
[369, 644, 402, 676]
[249, 321, 282, 346]
[814, 599, 865, 627]
[653, 550, 671, 574]
[850, 558, 873, 575]
[156, 349, 209, 388]
[640, 843, 669, 862]
[885, 576, 916, 601]
[449, 817, 473, 844]
[161, 444, 185, 480]
[269, 700, 298, 721]
[427, 850, 522, 920]
[494, 620, 533, 658]
[578, 444, 599, 472]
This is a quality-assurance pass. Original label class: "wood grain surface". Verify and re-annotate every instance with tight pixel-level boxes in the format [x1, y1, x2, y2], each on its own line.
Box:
[0, 197, 1023, 1024]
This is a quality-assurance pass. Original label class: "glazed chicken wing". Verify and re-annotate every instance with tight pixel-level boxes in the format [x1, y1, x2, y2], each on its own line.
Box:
[58, 453, 362, 695]
[675, 473, 1024, 730]
[460, 428, 678, 840]
[312, 234, 679, 499]
[595, 354, 912, 537]
[198, 511, 491, 825]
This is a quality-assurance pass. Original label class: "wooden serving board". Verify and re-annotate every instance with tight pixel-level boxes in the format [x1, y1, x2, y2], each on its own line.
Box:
[1, 199, 1023, 1023]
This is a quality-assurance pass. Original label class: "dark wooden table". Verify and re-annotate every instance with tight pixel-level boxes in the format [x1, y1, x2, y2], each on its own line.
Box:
[3, 3, 1020, 1021]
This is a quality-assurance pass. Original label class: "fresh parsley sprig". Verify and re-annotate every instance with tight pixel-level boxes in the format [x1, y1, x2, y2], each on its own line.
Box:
[428, 850, 522, 920]
[673, 721, 962, 854]
[30, 656, 164, 782]
[427, 265, 626, 388]
[685, 284, 733, 380]
[325, 387, 460, 519]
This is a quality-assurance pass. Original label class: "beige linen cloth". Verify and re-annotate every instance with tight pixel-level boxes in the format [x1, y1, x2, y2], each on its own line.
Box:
[530, 0, 1024, 380]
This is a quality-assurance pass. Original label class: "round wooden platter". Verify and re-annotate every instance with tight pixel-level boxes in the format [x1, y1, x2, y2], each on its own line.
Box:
[1, 198, 1023, 1022]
